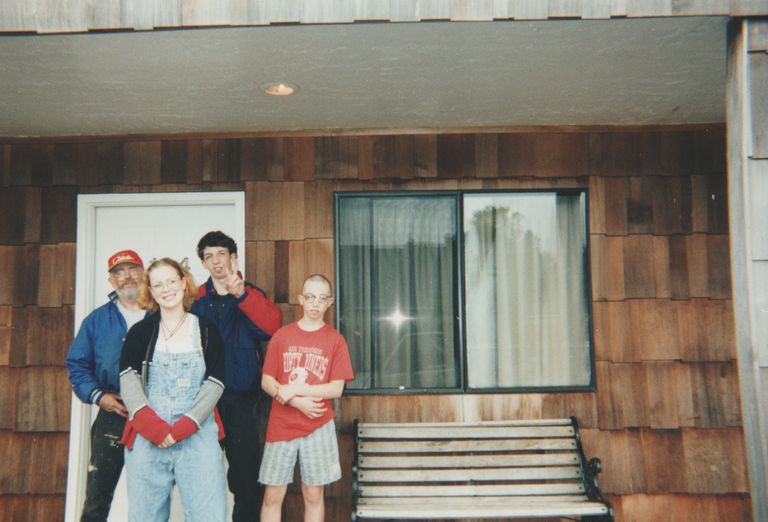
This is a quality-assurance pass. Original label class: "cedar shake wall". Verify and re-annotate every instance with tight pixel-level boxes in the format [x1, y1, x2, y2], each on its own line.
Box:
[1, 1, 767, 33]
[0, 126, 750, 521]
[727, 17, 768, 522]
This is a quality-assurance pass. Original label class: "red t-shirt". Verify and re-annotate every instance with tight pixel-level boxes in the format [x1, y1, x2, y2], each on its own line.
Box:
[263, 322, 354, 442]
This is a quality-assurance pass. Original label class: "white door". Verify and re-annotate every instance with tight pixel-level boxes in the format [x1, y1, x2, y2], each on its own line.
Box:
[66, 192, 246, 522]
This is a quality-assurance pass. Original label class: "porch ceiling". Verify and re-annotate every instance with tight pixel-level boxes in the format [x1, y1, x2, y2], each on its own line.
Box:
[0, 16, 727, 138]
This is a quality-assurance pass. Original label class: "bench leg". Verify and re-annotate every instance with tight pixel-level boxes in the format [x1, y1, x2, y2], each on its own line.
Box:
[582, 512, 615, 522]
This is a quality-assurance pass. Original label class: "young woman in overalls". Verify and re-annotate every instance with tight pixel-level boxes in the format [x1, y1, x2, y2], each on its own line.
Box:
[119, 258, 227, 522]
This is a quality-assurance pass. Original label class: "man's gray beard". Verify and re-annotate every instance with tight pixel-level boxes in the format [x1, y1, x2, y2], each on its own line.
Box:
[115, 286, 140, 301]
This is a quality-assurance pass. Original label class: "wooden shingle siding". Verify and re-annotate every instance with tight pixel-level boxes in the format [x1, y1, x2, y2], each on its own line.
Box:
[639, 428, 688, 494]
[748, 19, 768, 50]
[246, 180, 305, 240]
[750, 52, 768, 158]
[15, 366, 71, 432]
[0, 367, 19, 429]
[0, 431, 68, 493]
[123, 141, 162, 186]
[0, 307, 11, 366]
[37, 243, 76, 308]
[239, 138, 283, 181]
[201, 139, 240, 183]
[677, 298, 737, 361]
[0, 245, 41, 308]
[0, 430, 34, 493]
[608, 493, 753, 522]
[287, 238, 334, 304]
[645, 361, 695, 429]
[728, 19, 768, 521]
[284, 137, 315, 182]
[627, 0, 673, 17]
[595, 361, 740, 430]
[591, 236, 732, 302]
[498, 132, 590, 178]
[601, 175, 727, 236]
[541, 392, 600, 427]
[8, 307, 28, 368]
[370, 135, 418, 180]
[304, 180, 334, 239]
[25, 305, 75, 366]
[26, 431, 69, 494]
[2, 0, 767, 33]
[627, 177, 654, 234]
[315, 137, 359, 180]
[0, 124, 746, 520]
[273, 240, 291, 303]
[691, 362, 742, 428]
[245, 240, 276, 300]
[683, 427, 749, 493]
[41, 186, 77, 244]
[580, 427, 748, 494]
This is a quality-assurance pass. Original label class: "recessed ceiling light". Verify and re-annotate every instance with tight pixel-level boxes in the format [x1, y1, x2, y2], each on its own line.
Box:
[262, 83, 298, 96]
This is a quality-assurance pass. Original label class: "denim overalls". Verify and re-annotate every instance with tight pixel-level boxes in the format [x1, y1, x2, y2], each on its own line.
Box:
[124, 317, 226, 522]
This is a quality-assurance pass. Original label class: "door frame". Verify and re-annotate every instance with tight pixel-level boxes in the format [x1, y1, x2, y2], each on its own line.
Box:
[64, 191, 245, 521]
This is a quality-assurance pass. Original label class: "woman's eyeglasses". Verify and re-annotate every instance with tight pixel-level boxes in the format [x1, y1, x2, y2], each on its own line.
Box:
[150, 279, 182, 293]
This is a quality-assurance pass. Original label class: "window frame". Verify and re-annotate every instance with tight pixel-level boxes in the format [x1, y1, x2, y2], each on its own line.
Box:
[334, 189, 596, 395]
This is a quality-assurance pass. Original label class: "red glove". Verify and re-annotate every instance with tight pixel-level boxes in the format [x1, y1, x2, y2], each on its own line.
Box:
[131, 407, 171, 446]
[170, 416, 199, 442]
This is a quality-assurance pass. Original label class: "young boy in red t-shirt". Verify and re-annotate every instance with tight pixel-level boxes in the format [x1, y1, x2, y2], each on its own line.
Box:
[259, 274, 355, 522]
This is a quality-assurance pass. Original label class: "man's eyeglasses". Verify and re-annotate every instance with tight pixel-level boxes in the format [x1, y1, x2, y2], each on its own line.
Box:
[112, 267, 143, 279]
[151, 279, 183, 293]
[302, 294, 330, 303]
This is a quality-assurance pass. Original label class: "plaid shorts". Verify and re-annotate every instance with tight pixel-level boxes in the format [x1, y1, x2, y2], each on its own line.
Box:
[258, 419, 342, 486]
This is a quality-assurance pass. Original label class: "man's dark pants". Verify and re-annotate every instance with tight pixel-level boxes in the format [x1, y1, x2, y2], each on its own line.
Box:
[219, 394, 266, 522]
[80, 409, 126, 522]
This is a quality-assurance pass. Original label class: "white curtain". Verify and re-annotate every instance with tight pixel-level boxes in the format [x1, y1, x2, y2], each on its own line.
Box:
[464, 193, 591, 388]
[338, 196, 458, 390]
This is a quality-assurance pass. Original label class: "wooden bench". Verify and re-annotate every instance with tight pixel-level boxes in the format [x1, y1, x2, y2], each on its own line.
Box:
[352, 417, 613, 521]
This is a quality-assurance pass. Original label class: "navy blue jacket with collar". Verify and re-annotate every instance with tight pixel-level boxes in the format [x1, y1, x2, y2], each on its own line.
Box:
[65, 291, 149, 406]
[191, 276, 282, 401]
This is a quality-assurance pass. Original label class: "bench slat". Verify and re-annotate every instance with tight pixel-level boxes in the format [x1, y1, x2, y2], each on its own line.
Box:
[357, 466, 582, 483]
[358, 438, 578, 453]
[356, 483, 588, 498]
[358, 453, 580, 469]
[358, 425, 575, 440]
[357, 419, 574, 429]
[355, 502, 610, 519]
[357, 495, 592, 505]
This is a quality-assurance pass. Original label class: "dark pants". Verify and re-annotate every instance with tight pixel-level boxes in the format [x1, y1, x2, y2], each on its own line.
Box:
[219, 394, 267, 522]
[80, 409, 126, 522]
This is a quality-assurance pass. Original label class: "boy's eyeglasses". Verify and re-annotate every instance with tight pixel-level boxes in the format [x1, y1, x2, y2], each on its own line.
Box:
[151, 279, 183, 293]
[303, 294, 330, 303]
[112, 267, 143, 280]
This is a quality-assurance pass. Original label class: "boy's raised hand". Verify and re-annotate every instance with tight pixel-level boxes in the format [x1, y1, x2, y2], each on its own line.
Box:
[223, 257, 245, 298]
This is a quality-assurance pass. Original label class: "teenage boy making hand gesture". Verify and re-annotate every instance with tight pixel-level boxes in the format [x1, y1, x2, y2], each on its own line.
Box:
[191, 231, 282, 522]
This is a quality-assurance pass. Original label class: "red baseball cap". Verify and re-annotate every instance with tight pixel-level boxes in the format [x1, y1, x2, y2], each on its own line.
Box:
[108, 250, 144, 272]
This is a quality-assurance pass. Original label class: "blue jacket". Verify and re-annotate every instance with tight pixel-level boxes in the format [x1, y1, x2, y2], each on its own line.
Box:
[191, 277, 282, 401]
[65, 292, 148, 406]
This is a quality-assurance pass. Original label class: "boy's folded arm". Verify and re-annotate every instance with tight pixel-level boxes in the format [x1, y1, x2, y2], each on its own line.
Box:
[263, 372, 346, 404]
[287, 396, 327, 418]
[262, 373, 280, 398]
[286, 380, 345, 400]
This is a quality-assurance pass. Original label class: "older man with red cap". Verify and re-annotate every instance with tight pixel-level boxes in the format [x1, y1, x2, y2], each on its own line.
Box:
[66, 250, 149, 522]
